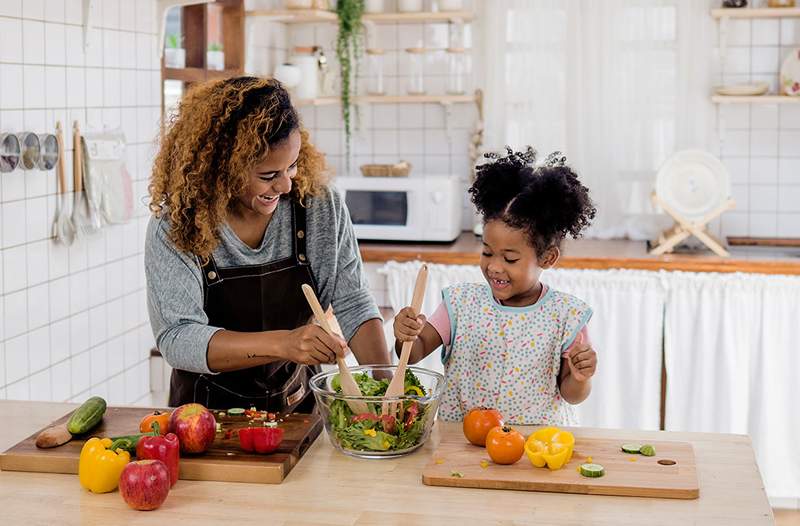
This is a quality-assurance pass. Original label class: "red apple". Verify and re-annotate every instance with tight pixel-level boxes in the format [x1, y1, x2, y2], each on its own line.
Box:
[119, 460, 170, 511]
[169, 403, 216, 454]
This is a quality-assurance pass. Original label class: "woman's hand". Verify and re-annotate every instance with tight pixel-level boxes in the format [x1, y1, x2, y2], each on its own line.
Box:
[393, 307, 426, 343]
[286, 324, 347, 365]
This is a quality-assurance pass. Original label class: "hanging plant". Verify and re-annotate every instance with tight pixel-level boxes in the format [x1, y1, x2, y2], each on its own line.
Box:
[335, 0, 365, 170]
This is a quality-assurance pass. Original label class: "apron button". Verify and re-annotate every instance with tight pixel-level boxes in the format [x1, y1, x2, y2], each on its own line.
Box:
[297, 230, 305, 239]
[298, 254, 307, 262]
[207, 271, 217, 280]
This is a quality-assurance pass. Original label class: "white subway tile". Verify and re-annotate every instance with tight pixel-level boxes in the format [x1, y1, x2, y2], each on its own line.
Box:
[64, 24, 84, 67]
[28, 325, 50, 373]
[123, 328, 138, 368]
[101, 0, 119, 29]
[106, 259, 122, 298]
[750, 157, 778, 184]
[0, 64, 24, 109]
[720, 104, 749, 129]
[751, 104, 778, 130]
[51, 358, 71, 400]
[751, 130, 779, 157]
[103, 68, 121, 107]
[752, 20, 780, 46]
[48, 239, 70, 279]
[85, 67, 103, 106]
[780, 104, 800, 129]
[134, 70, 150, 106]
[29, 368, 51, 401]
[85, 24, 103, 67]
[89, 304, 107, 347]
[0, 17, 23, 63]
[778, 213, 800, 236]
[49, 276, 70, 321]
[107, 297, 123, 337]
[0, 1, 22, 17]
[778, 185, 800, 212]
[27, 281, 49, 329]
[424, 155, 451, 174]
[724, 47, 751, 74]
[122, 255, 138, 294]
[398, 129, 424, 155]
[86, 226, 106, 267]
[90, 342, 107, 386]
[727, 21, 751, 46]
[779, 130, 800, 154]
[44, 22, 65, 65]
[70, 350, 91, 394]
[721, 211, 749, 237]
[119, 0, 135, 32]
[5, 333, 28, 385]
[779, 158, 800, 184]
[6, 378, 30, 401]
[65, 66, 85, 107]
[1, 204, 24, 255]
[26, 240, 48, 286]
[135, 32, 151, 70]
[23, 0, 45, 19]
[750, 185, 778, 211]
[749, 212, 777, 236]
[123, 292, 139, 332]
[23, 64, 46, 108]
[69, 311, 89, 357]
[731, 183, 749, 211]
[68, 237, 87, 273]
[120, 70, 136, 108]
[69, 269, 88, 313]
[372, 104, 398, 129]
[315, 129, 343, 155]
[119, 31, 136, 69]
[43, 0, 65, 23]
[25, 195, 48, 243]
[64, 0, 81, 25]
[107, 336, 124, 376]
[49, 317, 69, 363]
[424, 128, 450, 154]
[373, 129, 398, 155]
[135, 0, 153, 34]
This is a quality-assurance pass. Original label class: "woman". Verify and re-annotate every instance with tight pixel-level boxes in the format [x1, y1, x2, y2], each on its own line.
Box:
[146, 77, 389, 412]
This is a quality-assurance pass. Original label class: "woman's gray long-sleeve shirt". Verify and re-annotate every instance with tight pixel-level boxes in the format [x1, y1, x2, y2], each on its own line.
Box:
[145, 187, 380, 374]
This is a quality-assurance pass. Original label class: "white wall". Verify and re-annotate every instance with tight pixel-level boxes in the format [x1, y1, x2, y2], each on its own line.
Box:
[0, 0, 159, 404]
[715, 17, 800, 238]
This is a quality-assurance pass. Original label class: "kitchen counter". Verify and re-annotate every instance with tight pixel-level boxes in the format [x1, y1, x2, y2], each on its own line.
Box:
[360, 233, 800, 275]
[0, 401, 773, 525]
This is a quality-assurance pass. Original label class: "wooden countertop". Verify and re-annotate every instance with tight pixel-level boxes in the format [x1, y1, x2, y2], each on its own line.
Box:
[0, 401, 773, 525]
[360, 234, 800, 275]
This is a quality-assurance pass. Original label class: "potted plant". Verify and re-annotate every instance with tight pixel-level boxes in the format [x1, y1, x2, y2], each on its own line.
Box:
[207, 42, 225, 71]
[164, 34, 185, 69]
[336, 0, 365, 170]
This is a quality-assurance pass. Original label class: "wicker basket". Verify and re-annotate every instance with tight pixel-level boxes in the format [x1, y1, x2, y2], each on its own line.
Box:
[360, 161, 412, 177]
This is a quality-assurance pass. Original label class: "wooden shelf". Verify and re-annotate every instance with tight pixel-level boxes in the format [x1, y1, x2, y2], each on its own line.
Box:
[245, 9, 337, 23]
[164, 67, 242, 82]
[245, 9, 473, 24]
[711, 95, 800, 104]
[294, 94, 477, 106]
[711, 7, 800, 18]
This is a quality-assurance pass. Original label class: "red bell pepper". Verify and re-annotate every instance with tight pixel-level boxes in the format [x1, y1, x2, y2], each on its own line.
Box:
[238, 426, 284, 454]
[135, 424, 180, 487]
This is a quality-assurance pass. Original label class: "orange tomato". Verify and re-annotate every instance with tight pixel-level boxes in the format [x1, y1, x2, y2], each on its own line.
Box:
[139, 410, 171, 435]
[463, 408, 504, 446]
[485, 426, 525, 465]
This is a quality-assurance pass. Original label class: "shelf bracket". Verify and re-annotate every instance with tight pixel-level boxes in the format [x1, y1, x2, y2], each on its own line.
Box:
[156, 0, 215, 58]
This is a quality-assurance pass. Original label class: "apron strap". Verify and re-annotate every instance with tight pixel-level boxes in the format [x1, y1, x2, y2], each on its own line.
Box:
[292, 199, 309, 266]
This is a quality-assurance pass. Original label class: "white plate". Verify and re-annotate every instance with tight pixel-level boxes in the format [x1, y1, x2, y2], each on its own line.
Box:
[714, 82, 769, 96]
[654, 150, 731, 222]
[780, 48, 800, 96]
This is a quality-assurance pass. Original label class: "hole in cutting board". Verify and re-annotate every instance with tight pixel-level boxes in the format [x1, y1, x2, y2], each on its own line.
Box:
[658, 459, 677, 466]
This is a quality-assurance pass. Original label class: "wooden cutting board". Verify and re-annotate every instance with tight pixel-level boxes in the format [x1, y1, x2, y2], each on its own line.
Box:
[422, 430, 699, 499]
[0, 406, 322, 484]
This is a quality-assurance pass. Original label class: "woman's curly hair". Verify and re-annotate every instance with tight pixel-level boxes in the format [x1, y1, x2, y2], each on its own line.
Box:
[469, 146, 596, 256]
[149, 76, 328, 261]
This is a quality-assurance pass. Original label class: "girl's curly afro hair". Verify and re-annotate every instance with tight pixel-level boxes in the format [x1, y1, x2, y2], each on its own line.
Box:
[468, 146, 596, 256]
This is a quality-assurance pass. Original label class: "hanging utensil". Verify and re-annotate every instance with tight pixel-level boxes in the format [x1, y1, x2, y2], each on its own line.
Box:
[52, 122, 75, 245]
[382, 264, 428, 418]
[80, 135, 103, 230]
[71, 121, 97, 237]
[301, 284, 369, 414]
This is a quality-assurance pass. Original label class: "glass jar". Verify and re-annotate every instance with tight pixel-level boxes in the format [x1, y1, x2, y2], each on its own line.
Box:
[448, 20, 465, 49]
[366, 48, 386, 95]
[406, 47, 426, 95]
[446, 48, 467, 95]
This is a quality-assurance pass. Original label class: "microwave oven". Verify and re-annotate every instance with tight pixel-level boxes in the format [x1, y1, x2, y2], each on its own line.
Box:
[335, 175, 463, 242]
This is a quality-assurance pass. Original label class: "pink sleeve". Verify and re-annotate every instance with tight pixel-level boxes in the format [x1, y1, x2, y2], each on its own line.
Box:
[562, 325, 591, 357]
[427, 301, 451, 347]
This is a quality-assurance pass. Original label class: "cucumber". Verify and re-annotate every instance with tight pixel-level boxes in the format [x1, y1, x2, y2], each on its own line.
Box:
[228, 408, 245, 416]
[66, 396, 107, 435]
[579, 463, 605, 478]
[640, 444, 656, 457]
[621, 443, 643, 454]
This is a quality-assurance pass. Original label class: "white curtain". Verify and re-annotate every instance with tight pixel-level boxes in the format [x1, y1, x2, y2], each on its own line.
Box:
[477, 0, 714, 240]
[379, 261, 664, 431]
[664, 272, 800, 499]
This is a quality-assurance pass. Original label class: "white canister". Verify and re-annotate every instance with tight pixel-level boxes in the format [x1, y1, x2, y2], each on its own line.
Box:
[398, 0, 424, 12]
[292, 47, 319, 100]
[365, 0, 385, 12]
[273, 63, 302, 89]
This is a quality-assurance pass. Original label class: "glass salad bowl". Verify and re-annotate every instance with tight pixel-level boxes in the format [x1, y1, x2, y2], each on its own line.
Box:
[309, 365, 444, 459]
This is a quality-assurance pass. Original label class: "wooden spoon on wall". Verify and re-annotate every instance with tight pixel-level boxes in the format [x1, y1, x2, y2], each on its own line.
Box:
[301, 284, 369, 414]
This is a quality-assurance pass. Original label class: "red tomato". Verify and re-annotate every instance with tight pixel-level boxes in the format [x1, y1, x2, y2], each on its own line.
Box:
[485, 426, 524, 465]
[462, 408, 504, 446]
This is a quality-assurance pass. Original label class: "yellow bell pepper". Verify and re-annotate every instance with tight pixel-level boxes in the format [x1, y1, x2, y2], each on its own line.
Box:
[404, 385, 425, 397]
[78, 437, 131, 493]
[524, 427, 575, 471]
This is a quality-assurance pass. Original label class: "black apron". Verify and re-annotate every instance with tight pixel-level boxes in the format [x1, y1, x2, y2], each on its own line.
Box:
[169, 199, 320, 413]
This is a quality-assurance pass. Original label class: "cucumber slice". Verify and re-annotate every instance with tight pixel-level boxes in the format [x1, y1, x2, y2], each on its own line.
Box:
[228, 407, 245, 416]
[621, 443, 643, 454]
[579, 463, 605, 478]
[640, 444, 656, 457]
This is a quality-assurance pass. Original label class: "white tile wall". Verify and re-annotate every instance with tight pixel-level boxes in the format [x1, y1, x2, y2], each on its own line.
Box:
[0, 0, 157, 404]
[715, 14, 800, 238]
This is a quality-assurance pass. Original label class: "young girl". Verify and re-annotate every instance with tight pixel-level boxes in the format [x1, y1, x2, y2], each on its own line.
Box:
[393, 147, 597, 425]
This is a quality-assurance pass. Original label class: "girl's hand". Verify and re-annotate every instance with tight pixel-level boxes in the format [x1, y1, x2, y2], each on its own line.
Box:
[393, 307, 426, 343]
[286, 324, 347, 365]
[565, 332, 596, 382]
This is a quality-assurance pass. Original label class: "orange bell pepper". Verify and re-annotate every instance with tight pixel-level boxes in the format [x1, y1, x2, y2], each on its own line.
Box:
[139, 410, 171, 435]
